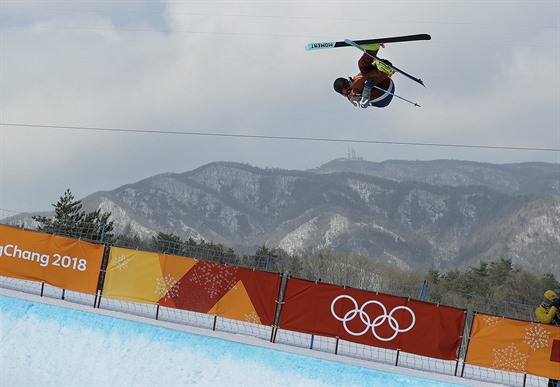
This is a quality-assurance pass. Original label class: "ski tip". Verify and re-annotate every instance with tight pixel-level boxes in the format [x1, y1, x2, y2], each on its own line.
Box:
[344, 39, 363, 50]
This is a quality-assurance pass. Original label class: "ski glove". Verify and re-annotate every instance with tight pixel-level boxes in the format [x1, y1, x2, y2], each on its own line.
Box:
[552, 298, 560, 308]
[358, 96, 370, 108]
[360, 86, 373, 108]
[356, 80, 375, 108]
[349, 96, 365, 108]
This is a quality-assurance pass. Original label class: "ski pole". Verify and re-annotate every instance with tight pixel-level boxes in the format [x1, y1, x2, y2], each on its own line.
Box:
[344, 39, 426, 87]
[372, 84, 421, 107]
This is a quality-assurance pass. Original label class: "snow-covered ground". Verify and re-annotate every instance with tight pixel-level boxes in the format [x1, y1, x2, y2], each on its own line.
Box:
[0, 287, 506, 386]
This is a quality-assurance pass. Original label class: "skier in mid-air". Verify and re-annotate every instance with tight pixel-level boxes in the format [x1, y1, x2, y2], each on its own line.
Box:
[306, 34, 430, 108]
[333, 43, 396, 109]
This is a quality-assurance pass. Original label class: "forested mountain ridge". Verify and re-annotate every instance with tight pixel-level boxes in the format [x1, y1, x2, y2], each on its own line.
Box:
[314, 158, 559, 196]
[69, 159, 559, 276]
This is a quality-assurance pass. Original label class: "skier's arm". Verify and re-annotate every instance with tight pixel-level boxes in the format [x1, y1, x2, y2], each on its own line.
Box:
[536, 305, 559, 324]
[360, 80, 374, 107]
[347, 82, 369, 108]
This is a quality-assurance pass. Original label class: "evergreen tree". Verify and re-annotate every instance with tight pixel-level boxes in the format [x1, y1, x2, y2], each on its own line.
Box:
[152, 232, 183, 255]
[254, 243, 277, 268]
[276, 249, 302, 277]
[489, 257, 516, 286]
[32, 189, 114, 242]
[114, 223, 146, 249]
[425, 267, 441, 285]
[179, 237, 239, 264]
[466, 260, 491, 298]
[424, 268, 444, 303]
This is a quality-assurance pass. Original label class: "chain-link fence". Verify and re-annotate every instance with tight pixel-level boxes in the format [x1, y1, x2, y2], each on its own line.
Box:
[0, 216, 544, 324]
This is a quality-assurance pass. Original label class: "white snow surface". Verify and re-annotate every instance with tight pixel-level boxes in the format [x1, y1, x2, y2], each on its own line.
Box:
[0, 288, 505, 386]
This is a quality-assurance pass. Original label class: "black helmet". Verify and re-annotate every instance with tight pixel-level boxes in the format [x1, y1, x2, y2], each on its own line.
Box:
[333, 77, 350, 95]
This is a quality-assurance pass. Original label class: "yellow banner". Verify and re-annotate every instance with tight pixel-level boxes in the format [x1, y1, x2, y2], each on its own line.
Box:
[466, 314, 560, 380]
[0, 224, 104, 294]
[102, 247, 197, 304]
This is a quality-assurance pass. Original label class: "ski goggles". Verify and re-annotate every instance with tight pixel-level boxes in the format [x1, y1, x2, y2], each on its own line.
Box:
[341, 79, 351, 95]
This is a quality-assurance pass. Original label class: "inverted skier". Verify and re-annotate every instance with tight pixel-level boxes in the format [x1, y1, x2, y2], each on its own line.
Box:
[332, 44, 396, 109]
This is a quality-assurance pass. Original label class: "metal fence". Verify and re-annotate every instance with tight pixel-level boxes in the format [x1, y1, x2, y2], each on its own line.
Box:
[0, 275, 550, 387]
[0, 214, 542, 324]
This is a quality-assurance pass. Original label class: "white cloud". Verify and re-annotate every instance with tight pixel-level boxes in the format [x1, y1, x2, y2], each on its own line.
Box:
[1, 1, 558, 214]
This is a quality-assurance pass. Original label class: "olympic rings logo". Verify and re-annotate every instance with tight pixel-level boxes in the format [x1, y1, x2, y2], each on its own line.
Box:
[330, 295, 416, 342]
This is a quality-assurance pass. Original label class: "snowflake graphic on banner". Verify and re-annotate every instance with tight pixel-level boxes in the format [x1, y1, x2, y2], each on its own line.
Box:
[113, 255, 129, 270]
[482, 315, 502, 326]
[244, 311, 261, 324]
[492, 342, 529, 372]
[524, 324, 551, 351]
[189, 262, 238, 298]
[155, 274, 180, 300]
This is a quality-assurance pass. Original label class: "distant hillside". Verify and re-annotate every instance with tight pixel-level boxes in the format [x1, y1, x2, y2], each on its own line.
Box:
[314, 158, 560, 196]
[6, 159, 559, 277]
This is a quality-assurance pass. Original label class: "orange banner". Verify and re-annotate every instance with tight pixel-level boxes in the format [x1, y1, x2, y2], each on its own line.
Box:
[0, 224, 104, 294]
[278, 278, 466, 360]
[102, 247, 281, 326]
[466, 314, 560, 380]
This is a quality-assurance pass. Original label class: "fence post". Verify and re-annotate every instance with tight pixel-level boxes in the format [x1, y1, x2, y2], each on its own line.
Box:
[418, 281, 428, 300]
[265, 255, 271, 271]
[460, 311, 478, 378]
[96, 294, 103, 309]
[100, 223, 106, 243]
[93, 290, 99, 308]
[271, 272, 287, 343]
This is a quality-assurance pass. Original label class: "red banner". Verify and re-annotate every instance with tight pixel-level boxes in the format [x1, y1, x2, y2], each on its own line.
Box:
[278, 278, 466, 360]
[158, 260, 281, 326]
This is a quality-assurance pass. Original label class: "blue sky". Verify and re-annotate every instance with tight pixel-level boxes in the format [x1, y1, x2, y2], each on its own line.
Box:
[1, 1, 558, 214]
